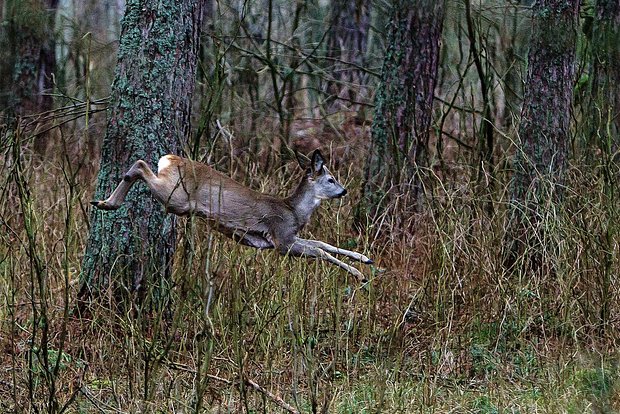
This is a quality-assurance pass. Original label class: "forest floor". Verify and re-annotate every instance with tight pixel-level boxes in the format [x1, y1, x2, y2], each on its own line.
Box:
[2, 134, 620, 413]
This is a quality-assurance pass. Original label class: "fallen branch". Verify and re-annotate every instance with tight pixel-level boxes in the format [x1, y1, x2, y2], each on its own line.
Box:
[165, 360, 299, 413]
[245, 377, 299, 414]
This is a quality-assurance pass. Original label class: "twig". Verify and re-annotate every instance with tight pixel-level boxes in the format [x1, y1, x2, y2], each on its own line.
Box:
[245, 378, 299, 414]
[80, 385, 124, 414]
[440, 130, 475, 151]
[164, 360, 298, 413]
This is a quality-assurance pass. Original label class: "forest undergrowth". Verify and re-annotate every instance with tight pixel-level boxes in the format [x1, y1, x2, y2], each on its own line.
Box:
[2, 122, 620, 413]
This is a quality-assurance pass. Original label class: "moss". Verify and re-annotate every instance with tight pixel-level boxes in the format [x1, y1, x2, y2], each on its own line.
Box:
[363, 3, 442, 212]
[81, 0, 202, 302]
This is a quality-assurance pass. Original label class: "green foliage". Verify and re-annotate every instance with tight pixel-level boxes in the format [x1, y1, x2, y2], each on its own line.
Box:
[466, 318, 539, 381]
[471, 396, 499, 414]
[576, 367, 614, 400]
[571, 364, 619, 413]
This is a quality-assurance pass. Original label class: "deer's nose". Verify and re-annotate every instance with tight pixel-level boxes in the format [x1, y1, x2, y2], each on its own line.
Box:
[339, 188, 347, 197]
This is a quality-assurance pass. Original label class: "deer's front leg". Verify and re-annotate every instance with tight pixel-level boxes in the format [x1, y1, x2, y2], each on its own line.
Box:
[280, 238, 366, 281]
[301, 239, 373, 264]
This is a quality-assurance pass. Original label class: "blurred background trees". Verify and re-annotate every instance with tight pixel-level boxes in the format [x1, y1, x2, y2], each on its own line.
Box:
[4, 0, 58, 153]
[586, 0, 620, 156]
[323, 0, 372, 114]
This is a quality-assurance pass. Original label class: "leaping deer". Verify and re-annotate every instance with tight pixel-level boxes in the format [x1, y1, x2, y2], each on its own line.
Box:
[90, 150, 373, 280]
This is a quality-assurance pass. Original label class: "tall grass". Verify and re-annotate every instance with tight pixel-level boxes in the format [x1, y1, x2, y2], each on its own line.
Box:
[2, 123, 620, 413]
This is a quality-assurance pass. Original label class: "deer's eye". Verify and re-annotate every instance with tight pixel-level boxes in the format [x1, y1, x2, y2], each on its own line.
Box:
[328, 178, 336, 184]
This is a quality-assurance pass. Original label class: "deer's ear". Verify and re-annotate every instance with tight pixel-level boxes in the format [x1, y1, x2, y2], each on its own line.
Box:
[311, 149, 325, 173]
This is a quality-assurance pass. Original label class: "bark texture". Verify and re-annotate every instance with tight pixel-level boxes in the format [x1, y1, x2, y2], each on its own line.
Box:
[4, 0, 58, 121]
[360, 0, 445, 225]
[588, 0, 620, 156]
[324, 0, 372, 112]
[507, 0, 580, 268]
[80, 0, 205, 305]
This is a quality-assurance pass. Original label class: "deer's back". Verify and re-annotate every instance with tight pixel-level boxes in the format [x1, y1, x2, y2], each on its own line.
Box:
[158, 155, 298, 239]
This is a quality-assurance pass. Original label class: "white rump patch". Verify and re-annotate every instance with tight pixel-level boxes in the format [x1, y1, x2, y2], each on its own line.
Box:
[158, 155, 172, 173]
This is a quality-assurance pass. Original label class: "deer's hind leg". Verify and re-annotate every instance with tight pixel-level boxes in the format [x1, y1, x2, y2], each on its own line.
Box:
[91, 160, 157, 210]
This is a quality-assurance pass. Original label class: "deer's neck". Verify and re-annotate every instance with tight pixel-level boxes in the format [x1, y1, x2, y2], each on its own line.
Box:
[286, 179, 321, 227]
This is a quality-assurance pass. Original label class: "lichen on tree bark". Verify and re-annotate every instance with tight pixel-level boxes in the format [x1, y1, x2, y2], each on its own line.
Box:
[80, 0, 205, 306]
[359, 0, 444, 227]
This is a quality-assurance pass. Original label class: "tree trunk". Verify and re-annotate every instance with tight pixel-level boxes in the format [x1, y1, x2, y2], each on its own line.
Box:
[359, 0, 445, 226]
[4, 0, 58, 129]
[323, 0, 372, 114]
[507, 0, 580, 270]
[584, 0, 620, 336]
[588, 0, 620, 157]
[79, 0, 205, 307]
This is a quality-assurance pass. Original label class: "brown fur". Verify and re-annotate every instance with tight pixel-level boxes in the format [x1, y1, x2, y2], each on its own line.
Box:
[91, 150, 373, 280]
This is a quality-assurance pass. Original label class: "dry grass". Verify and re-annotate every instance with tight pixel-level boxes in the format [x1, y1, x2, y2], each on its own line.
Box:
[2, 124, 620, 413]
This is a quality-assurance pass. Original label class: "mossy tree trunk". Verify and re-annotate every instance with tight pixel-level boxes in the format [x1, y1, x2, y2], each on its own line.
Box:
[79, 0, 205, 307]
[359, 0, 445, 226]
[506, 0, 580, 270]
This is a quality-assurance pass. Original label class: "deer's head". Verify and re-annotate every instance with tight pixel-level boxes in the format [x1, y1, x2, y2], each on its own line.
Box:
[304, 149, 347, 200]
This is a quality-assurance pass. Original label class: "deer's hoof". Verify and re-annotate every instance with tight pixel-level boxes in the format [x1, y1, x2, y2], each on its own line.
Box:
[91, 200, 113, 210]
[360, 255, 373, 264]
[350, 268, 365, 282]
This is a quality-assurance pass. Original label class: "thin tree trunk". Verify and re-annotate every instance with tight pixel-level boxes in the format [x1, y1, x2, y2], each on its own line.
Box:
[588, 0, 620, 157]
[585, 0, 620, 336]
[79, 0, 205, 307]
[359, 0, 445, 227]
